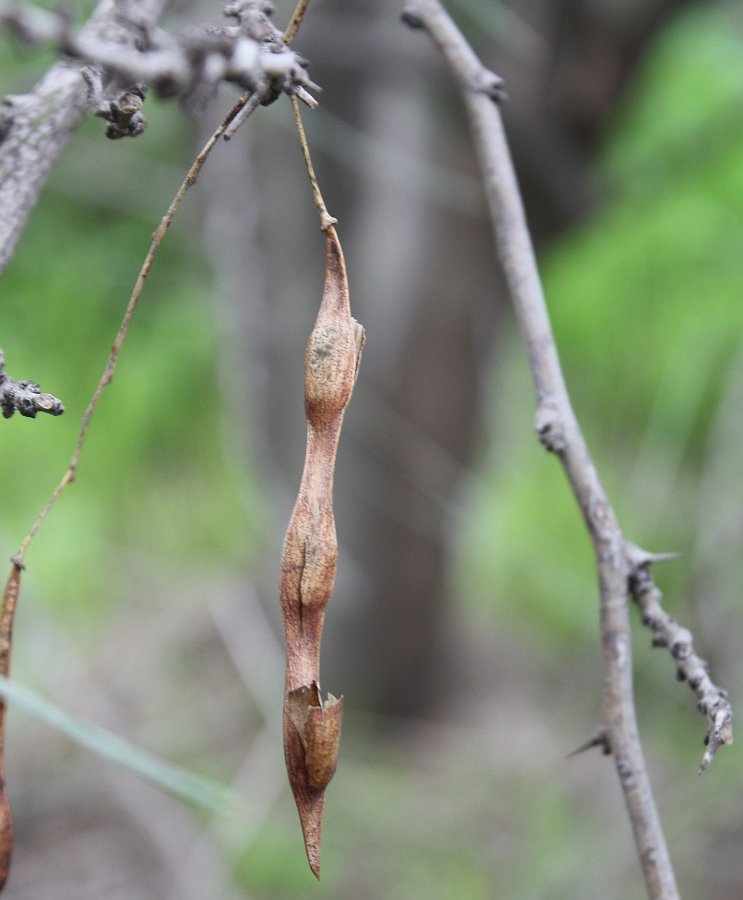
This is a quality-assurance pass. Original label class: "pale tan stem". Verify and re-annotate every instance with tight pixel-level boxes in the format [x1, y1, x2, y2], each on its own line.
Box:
[290, 95, 337, 232]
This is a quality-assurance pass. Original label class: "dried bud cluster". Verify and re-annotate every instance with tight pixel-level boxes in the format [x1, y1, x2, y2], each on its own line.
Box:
[0, 350, 64, 419]
[279, 229, 363, 878]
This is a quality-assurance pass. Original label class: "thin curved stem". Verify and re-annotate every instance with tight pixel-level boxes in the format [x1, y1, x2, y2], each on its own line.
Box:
[283, 0, 311, 44]
[12, 90, 253, 568]
[290, 96, 337, 231]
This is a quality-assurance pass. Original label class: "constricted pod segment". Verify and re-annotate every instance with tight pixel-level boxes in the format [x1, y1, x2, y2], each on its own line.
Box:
[278, 227, 364, 878]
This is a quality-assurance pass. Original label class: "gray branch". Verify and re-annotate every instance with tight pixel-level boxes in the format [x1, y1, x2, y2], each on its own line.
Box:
[0, 0, 318, 276]
[0, 349, 64, 419]
[0, 0, 170, 275]
[0, 1, 318, 106]
[402, 1, 732, 897]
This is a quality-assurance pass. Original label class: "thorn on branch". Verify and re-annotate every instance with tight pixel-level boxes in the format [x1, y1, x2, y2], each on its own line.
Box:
[534, 400, 566, 453]
[0, 349, 64, 419]
[625, 542, 681, 569]
[400, 8, 425, 29]
[293, 85, 318, 109]
[467, 66, 507, 104]
[567, 729, 611, 758]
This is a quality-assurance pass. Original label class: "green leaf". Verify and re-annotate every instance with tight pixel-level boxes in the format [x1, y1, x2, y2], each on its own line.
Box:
[0, 674, 241, 814]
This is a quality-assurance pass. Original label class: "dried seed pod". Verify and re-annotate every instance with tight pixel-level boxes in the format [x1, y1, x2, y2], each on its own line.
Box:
[0, 565, 21, 892]
[279, 228, 363, 878]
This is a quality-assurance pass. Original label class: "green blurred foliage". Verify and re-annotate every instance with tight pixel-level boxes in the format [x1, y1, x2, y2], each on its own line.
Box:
[460, 0, 743, 648]
[1, 97, 262, 632]
[2, 1, 743, 897]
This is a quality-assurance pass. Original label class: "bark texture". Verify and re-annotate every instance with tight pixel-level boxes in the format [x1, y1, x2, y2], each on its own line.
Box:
[0, 0, 169, 275]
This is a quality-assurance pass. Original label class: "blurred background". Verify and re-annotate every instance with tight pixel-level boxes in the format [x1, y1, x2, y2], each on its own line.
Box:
[1, 0, 742, 897]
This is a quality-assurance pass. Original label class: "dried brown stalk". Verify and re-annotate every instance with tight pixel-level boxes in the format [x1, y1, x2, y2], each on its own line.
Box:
[290, 95, 337, 231]
[283, 0, 310, 45]
[0, 566, 19, 890]
[279, 226, 363, 877]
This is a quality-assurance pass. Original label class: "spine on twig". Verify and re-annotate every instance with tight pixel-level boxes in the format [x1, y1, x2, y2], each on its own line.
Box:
[279, 228, 364, 878]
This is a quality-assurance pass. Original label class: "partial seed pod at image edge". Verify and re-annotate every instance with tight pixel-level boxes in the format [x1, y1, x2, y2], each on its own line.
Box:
[278, 227, 364, 878]
[0, 564, 21, 893]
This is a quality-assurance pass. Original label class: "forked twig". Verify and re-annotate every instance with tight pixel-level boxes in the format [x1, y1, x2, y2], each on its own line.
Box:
[222, 0, 314, 142]
[403, 2, 731, 898]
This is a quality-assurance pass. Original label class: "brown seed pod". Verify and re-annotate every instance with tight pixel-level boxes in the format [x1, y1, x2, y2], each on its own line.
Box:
[0, 564, 21, 892]
[279, 227, 363, 878]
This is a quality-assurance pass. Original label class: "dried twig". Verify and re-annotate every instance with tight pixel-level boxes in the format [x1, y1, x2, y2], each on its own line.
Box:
[403, 1, 731, 897]
[626, 547, 733, 775]
[0, 567, 19, 890]
[0, 350, 64, 419]
[0, 0, 316, 268]
[290, 96, 336, 231]
[0, 1, 318, 121]
[279, 227, 364, 878]
[222, 0, 313, 141]
[0, 0, 170, 275]
[283, 0, 310, 45]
